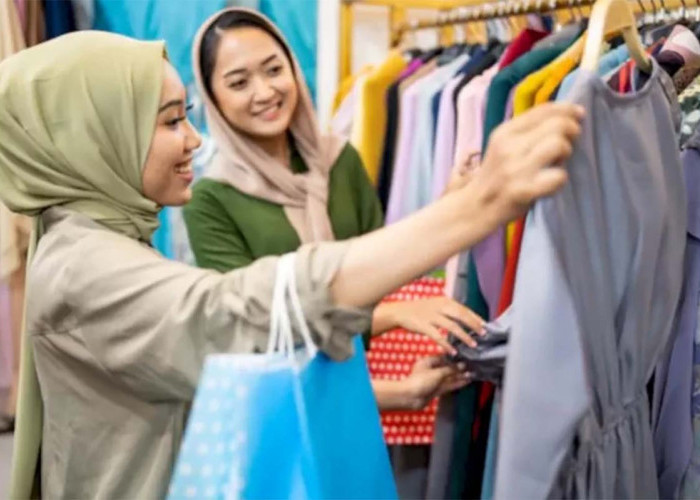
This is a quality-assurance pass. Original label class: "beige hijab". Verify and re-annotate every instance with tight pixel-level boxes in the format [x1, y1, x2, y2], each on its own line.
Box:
[193, 8, 345, 243]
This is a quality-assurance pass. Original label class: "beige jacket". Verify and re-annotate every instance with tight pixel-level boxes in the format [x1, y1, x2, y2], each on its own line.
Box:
[27, 207, 370, 499]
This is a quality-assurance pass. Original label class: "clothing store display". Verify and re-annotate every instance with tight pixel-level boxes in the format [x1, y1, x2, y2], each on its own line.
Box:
[184, 144, 382, 271]
[351, 51, 407, 185]
[496, 61, 685, 498]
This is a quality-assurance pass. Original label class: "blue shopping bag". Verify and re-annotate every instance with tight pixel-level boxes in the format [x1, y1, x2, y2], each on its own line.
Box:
[168, 254, 397, 500]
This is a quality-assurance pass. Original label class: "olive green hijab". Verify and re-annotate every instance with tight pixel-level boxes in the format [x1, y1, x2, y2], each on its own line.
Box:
[0, 30, 165, 241]
[0, 31, 166, 499]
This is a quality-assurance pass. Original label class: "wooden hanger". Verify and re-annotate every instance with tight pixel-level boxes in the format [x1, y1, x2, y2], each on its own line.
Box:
[581, 0, 651, 71]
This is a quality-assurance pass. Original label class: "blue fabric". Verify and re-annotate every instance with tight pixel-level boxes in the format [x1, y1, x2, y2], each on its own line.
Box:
[557, 44, 630, 99]
[169, 337, 396, 499]
[44, 0, 77, 39]
[480, 399, 499, 500]
[655, 145, 700, 498]
[93, 0, 228, 257]
[259, 0, 318, 103]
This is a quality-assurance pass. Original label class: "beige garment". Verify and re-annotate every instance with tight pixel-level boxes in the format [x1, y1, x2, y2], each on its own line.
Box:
[193, 8, 345, 244]
[0, 0, 32, 281]
[28, 207, 370, 499]
[23, 0, 44, 47]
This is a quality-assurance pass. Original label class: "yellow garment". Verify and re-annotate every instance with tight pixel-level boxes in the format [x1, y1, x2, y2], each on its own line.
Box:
[351, 51, 407, 185]
[332, 66, 371, 113]
[506, 55, 577, 251]
[513, 66, 552, 116]
[534, 56, 577, 104]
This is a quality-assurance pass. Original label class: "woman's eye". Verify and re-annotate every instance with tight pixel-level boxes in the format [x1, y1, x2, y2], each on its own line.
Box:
[166, 117, 186, 128]
[228, 79, 247, 90]
[267, 66, 283, 76]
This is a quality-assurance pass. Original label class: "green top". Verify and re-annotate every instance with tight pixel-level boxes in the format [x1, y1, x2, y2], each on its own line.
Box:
[184, 143, 384, 273]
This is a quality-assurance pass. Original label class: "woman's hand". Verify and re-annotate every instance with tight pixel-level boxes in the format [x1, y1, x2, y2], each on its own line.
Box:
[373, 356, 471, 411]
[372, 297, 485, 354]
[332, 102, 584, 309]
[470, 102, 584, 224]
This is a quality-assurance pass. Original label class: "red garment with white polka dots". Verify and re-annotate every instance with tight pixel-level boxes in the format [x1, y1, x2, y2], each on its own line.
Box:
[368, 277, 445, 445]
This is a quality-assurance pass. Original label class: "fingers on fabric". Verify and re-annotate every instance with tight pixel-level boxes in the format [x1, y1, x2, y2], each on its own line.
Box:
[433, 316, 477, 348]
[442, 301, 486, 335]
[421, 323, 457, 355]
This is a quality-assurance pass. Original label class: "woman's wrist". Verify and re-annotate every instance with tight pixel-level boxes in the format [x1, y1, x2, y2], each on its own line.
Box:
[372, 378, 417, 412]
[371, 302, 399, 337]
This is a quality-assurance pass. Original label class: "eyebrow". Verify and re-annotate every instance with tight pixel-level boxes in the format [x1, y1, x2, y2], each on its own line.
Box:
[222, 54, 280, 78]
[158, 99, 184, 113]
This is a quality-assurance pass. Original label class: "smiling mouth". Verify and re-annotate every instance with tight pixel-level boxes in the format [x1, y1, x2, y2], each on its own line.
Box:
[253, 100, 283, 118]
[175, 160, 193, 176]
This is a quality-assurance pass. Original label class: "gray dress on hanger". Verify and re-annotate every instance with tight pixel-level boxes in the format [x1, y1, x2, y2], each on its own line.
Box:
[494, 60, 687, 499]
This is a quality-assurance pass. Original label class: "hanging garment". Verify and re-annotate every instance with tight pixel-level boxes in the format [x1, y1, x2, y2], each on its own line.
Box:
[557, 44, 630, 98]
[497, 28, 549, 68]
[377, 58, 427, 211]
[453, 66, 498, 169]
[184, 144, 383, 272]
[22, 0, 44, 46]
[432, 48, 489, 200]
[43, 0, 76, 39]
[400, 54, 470, 219]
[331, 73, 365, 140]
[70, 0, 94, 30]
[653, 128, 700, 500]
[425, 65, 497, 500]
[351, 51, 407, 185]
[384, 60, 438, 224]
[495, 60, 686, 499]
[680, 139, 700, 500]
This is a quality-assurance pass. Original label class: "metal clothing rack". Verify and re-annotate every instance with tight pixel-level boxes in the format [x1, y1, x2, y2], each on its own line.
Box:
[339, 0, 693, 83]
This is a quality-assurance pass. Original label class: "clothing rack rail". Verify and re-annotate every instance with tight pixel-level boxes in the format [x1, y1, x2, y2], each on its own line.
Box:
[339, 0, 695, 82]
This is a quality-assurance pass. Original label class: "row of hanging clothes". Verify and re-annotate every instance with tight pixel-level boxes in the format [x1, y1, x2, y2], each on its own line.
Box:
[334, 0, 700, 498]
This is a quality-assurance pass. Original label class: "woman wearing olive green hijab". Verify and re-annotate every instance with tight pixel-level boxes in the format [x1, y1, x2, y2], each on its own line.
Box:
[0, 30, 583, 499]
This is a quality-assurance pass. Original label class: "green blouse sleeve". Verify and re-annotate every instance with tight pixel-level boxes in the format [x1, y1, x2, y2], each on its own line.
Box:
[183, 182, 254, 273]
[346, 144, 384, 233]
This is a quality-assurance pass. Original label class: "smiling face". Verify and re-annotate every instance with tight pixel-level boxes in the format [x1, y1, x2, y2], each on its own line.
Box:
[141, 61, 202, 206]
[209, 27, 299, 141]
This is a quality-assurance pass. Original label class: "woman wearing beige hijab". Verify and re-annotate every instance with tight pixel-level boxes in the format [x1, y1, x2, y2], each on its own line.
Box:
[185, 9, 488, 412]
[0, 29, 582, 500]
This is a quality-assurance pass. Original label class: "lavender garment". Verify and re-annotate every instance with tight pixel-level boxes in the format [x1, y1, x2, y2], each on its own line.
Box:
[472, 228, 505, 318]
[402, 55, 469, 219]
[496, 61, 686, 499]
[385, 72, 432, 224]
[658, 134, 700, 499]
[431, 75, 464, 201]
